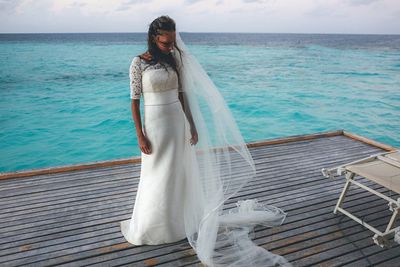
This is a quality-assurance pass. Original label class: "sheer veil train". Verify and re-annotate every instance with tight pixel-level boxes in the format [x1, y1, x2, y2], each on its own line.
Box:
[172, 31, 293, 267]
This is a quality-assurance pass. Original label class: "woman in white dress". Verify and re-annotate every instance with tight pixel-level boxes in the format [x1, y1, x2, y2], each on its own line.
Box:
[120, 16, 292, 267]
[120, 16, 197, 245]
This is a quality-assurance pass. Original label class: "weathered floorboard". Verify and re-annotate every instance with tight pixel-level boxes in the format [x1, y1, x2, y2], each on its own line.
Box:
[0, 132, 399, 267]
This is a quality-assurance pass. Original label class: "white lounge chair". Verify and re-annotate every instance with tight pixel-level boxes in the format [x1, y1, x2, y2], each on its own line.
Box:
[321, 150, 400, 248]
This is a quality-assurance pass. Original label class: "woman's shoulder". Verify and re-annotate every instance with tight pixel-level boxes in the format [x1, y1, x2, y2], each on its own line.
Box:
[138, 51, 153, 62]
[130, 52, 153, 68]
[130, 52, 148, 67]
[130, 55, 141, 66]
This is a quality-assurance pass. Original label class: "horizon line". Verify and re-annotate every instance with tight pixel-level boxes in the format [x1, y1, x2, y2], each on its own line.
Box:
[0, 31, 399, 36]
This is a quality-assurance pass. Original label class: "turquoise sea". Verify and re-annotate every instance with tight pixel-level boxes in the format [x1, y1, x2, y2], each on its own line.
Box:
[0, 33, 399, 173]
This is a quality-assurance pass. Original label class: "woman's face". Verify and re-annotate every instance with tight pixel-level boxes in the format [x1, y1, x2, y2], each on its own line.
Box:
[154, 30, 176, 54]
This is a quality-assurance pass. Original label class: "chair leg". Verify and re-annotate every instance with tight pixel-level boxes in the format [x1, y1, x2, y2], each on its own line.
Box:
[385, 202, 399, 234]
[334, 172, 355, 214]
[372, 204, 399, 248]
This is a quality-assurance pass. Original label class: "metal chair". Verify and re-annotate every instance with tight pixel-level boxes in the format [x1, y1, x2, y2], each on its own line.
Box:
[322, 150, 400, 248]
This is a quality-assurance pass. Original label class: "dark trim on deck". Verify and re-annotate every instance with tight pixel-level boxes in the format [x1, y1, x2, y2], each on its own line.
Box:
[0, 130, 397, 180]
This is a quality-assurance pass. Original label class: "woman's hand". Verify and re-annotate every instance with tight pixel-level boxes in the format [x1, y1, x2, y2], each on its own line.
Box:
[138, 134, 152, 154]
[190, 126, 198, 146]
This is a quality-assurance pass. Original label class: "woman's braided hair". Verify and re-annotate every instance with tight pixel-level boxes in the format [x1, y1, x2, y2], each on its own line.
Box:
[144, 15, 183, 76]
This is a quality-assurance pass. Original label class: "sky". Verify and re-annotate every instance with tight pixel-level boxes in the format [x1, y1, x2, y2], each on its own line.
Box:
[0, 0, 399, 34]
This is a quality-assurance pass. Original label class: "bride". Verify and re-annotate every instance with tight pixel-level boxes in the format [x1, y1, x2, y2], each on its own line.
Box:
[120, 15, 292, 267]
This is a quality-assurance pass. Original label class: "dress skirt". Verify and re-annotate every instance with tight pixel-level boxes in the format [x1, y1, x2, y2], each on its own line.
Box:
[120, 89, 189, 245]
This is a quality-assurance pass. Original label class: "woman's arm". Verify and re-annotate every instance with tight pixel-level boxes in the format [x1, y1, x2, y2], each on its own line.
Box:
[131, 99, 152, 154]
[178, 92, 198, 145]
[175, 51, 198, 145]
[178, 92, 195, 129]
[130, 56, 151, 154]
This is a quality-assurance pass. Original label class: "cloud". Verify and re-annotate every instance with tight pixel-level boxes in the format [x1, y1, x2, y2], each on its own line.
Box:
[305, 5, 337, 17]
[0, 0, 32, 14]
[346, 0, 381, 6]
[185, 0, 203, 4]
[305, 1, 348, 18]
[70, 1, 86, 7]
[242, 0, 269, 3]
[115, 0, 142, 12]
[0, 0, 23, 11]
[0, 0, 399, 34]
[392, 8, 400, 17]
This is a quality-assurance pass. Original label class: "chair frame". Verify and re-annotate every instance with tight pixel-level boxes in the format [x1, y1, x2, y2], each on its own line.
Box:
[322, 151, 400, 248]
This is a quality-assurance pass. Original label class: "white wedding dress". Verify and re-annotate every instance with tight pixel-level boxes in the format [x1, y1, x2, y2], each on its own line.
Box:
[120, 38, 292, 266]
[120, 56, 190, 245]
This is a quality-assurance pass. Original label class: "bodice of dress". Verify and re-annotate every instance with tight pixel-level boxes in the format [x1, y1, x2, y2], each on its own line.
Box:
[129, 56, 183, 101]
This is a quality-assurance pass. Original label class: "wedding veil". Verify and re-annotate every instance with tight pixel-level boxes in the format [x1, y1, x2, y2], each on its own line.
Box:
[172, 31, 292, 267]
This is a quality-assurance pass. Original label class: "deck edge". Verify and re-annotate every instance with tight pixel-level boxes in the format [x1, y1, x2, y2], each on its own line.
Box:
[343, 131, 397, 152]
[0, 157, 141, 180]
[246, 130, 344, 148]
[0, 129, 396, 180]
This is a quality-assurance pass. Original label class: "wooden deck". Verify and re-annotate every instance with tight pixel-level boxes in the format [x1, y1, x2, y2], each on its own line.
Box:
[0, 130, 399, 267]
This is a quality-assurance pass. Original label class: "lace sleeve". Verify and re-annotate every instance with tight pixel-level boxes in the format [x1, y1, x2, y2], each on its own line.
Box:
[129, 56, 142, 99]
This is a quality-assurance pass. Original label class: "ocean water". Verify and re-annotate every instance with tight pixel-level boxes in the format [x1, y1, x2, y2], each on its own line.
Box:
[0, 33, 399, 172]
